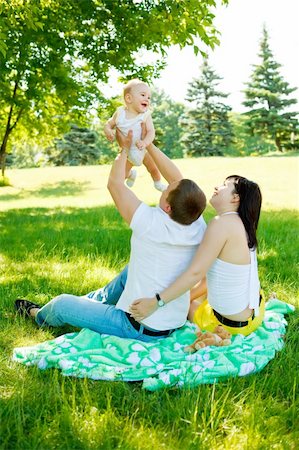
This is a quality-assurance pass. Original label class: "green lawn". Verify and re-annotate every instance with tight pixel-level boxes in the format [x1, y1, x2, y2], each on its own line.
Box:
[0, 156, 298, 449]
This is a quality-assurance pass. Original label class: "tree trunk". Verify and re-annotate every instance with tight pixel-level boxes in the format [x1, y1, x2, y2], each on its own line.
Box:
[274, 135, 283, 152]
[0, 134, 10, 177]
[0, 80, 20, 178]
[0, 117, 14, 178]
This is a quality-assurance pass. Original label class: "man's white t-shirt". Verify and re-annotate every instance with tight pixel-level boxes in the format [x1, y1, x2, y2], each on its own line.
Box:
[115, 203, 207, 330]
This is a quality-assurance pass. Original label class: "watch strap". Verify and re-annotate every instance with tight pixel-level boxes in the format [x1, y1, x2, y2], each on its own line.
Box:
[155, 293, 165, 307]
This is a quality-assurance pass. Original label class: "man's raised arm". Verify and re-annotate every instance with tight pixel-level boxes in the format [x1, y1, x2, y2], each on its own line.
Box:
[146, 142, 183, 184]
[107, 131, 141, 225]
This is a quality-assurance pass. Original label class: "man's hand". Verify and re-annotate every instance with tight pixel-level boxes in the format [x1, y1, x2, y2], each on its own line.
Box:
[115, 128, 133, 151]
[135, 122, 149, 150]
[129, 297, 157, 322]
[140, 121, 147, 140]
[135, 139, 146, 150]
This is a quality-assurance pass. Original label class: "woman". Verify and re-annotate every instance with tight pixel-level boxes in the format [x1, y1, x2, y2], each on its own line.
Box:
[129, 175, 264, 336]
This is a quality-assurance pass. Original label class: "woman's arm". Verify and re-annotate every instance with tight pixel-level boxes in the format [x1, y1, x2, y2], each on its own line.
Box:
[129, 217, 228, 321]
[190, 277, 207, 302]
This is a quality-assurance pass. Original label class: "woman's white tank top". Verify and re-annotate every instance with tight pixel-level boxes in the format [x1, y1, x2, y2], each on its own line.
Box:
[207, 212, 260, 316]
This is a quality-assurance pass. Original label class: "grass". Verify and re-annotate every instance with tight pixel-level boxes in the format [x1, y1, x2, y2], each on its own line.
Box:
[0, 156, 298, 449]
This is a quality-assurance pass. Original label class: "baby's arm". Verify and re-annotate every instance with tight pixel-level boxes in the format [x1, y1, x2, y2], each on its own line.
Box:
[104, 112, 117, 142]
[136, 114, 155, 150]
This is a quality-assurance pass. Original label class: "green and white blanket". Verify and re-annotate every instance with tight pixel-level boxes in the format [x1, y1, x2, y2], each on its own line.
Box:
[13, 299, 295, 391]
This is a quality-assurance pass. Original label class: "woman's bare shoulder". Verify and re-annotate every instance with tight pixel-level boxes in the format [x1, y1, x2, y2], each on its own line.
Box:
[205, 216, 230, 237]
[208, 215, 235, 226]
[207, 214, 242, 235]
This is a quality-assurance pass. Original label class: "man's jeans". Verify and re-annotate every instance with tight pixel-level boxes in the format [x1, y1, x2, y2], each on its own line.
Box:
[35, 266, 165, 343]
[85, 265, 128, 305]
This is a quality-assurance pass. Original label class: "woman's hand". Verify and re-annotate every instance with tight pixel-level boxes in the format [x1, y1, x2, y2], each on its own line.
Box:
[129, 297, 157, 321]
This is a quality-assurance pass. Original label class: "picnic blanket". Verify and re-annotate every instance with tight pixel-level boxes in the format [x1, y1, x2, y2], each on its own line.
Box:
[12, 299, 295, 391]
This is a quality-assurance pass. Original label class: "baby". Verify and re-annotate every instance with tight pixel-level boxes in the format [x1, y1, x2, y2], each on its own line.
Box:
[104, 79, 166, 191]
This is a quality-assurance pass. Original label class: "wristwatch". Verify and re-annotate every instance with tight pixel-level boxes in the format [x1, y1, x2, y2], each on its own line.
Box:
[155, 293, 165, 307]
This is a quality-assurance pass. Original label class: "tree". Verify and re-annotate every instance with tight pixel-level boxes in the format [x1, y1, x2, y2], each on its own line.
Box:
[243, 26, 299, 152]
[0, 0, 227, 178]
[229, 112, 276, 156]
[151, 88, 185, 158]
[7, 141, 46, 168]
[182, 59, 234, 156]
[46, 124, 100, 166]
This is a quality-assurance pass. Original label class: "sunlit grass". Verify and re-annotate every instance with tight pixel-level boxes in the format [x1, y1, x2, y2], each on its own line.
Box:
[1, 155, 298, 211]
[0, 158, 298, 449]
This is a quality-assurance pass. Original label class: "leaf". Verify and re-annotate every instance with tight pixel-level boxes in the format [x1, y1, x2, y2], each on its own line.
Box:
[0, 0, 225, 174]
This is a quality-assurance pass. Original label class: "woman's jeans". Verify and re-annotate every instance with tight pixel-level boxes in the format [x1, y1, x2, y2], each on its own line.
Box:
[35, 266, 165, 343]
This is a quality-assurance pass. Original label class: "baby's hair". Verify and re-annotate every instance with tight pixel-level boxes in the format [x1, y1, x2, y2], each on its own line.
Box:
[123, 79, 149, 97]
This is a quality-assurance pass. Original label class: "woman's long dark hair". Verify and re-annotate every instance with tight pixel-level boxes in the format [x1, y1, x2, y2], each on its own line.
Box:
[226, 175, 262, 249]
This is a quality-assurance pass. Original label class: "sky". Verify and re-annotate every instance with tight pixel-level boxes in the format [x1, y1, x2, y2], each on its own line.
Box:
[102, 0, 299, 113]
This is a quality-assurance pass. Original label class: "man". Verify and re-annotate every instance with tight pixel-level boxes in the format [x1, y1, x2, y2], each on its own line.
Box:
[15, 133, 206, 342]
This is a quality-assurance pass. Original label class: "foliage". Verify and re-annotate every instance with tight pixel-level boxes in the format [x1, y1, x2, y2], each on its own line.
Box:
[181, 59, 234, 156]
[94, 95, 124, 164]
[0, 0, 226, 176]
[243, 26, 299, 152]
[151, 88, 185, 158]
[45, 124, 100, 166]
[0, 175, 10, 186]
[95, 129, 119, 165]
[6, 142, 47, 168]
[230, 113, 276, 156]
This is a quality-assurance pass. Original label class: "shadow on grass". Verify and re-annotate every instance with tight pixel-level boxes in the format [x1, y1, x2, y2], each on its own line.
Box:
[0, 205, 298, 448]
[0, 206, 297, 315]
[0, 204, 130, 261]
[0, 311, 298, 450]
[0, 180, 91, 201]
[0, 207, 298, 290]
[258, 209, 299, 289]
[0, 205, 131, 311]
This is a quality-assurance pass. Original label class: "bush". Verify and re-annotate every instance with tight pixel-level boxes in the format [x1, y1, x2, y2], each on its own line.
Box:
[0, 176, 10, 187]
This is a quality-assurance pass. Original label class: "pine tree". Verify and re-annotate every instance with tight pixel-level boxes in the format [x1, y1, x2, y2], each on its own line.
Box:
[151, 88, 185, 159]
[47, 125, 100, 166]
[182, 59, 234, 156]
[243, 26, 299, 152]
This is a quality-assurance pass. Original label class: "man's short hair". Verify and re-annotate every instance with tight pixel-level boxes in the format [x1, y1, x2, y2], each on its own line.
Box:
[167, 179, 206, 225]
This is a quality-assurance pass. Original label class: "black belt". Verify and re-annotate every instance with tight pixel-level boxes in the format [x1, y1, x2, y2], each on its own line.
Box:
[213, 309, 249, 327]
[125, 312, 172, 336]
[213, 294, 263, 328]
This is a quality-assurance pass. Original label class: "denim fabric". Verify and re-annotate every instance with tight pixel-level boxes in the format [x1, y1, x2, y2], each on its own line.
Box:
[35, 273, 164, 343]
[85, 265, 128, 305]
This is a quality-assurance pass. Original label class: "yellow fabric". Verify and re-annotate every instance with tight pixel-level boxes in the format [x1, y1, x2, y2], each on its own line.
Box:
[193, 294, 265, 336]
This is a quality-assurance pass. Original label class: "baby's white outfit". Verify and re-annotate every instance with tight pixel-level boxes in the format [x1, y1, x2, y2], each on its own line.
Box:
[115, 106, 150, 166]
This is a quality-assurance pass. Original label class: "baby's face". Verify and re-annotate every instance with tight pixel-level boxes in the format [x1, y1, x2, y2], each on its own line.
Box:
[127, 84, 151, 113]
